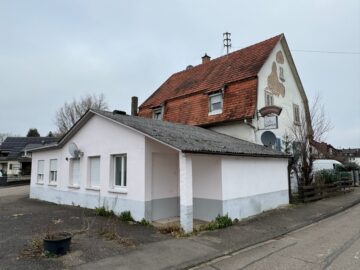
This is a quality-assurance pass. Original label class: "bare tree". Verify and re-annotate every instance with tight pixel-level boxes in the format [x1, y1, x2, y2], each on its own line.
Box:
[55, 94, 108, 135]
[0, 133, 18, 144]
[289, 93, 332, 186]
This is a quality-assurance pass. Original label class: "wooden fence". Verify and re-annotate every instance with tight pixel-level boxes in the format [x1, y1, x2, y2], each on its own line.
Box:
[298, 180, 354, 202]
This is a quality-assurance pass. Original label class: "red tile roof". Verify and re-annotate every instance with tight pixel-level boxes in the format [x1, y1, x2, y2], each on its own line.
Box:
[140, 34, 283, 110]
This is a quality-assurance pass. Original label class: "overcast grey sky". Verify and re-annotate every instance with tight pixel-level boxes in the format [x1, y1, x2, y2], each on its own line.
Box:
[0, 0, 359, 147]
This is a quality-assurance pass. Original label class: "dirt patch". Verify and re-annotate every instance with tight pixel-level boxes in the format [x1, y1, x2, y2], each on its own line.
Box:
[0, 190, 170, 270]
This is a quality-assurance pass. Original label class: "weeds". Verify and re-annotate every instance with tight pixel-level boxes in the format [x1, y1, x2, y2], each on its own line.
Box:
[95, 206, 115, 217]
[138, 218, 151, 226]
[20, 237, 43, 258]
[205, 214, 233, 230]
[119, 211, 134, 222]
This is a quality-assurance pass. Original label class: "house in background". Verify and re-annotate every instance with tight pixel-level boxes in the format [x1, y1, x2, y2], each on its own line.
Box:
[30, 110, 289, 232]
[0, 137, 57, 184]
[340, 148, 360, 166]
[310, 140, 344, 163]
[138, 34, 311, 150]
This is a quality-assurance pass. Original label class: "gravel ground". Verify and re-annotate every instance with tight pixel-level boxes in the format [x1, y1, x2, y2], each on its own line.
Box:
[0, 186, 170, 270]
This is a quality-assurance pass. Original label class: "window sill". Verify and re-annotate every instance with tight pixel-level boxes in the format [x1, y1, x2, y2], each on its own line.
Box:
[48, 183, 57, 187]
[68, 185, 80, 189]
[108, 188, 128, 194]
[86, 187, 100, 191]
[208, 110, 222, 116]
[36, 182, 44, 185]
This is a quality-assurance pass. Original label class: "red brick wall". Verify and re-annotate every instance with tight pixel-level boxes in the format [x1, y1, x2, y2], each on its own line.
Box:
[138, 78, 258, 126]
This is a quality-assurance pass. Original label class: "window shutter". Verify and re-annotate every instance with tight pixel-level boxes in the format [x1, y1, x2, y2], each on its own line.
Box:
[38, 160, 44, 174]
[50, 159, 57, 171]
[90, 157, 100, 187]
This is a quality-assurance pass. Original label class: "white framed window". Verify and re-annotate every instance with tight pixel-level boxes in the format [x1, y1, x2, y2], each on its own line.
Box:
[88, 156, 100, 188]
[69, 158, 80, 186]
[153, 107, 163, 120]
[49, 159, 57, 183]
[293, 104, 301, 124]
[112, 154, 127, 188]
[37, 160, 45, 183]
[265, 91, 274, 106]
[209, 93, 223, 115]
[279, 66, 285, 81]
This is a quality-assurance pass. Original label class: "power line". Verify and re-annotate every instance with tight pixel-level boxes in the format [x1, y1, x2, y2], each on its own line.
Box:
[291, 49, 360, 55]
[231, 46, 360, 55]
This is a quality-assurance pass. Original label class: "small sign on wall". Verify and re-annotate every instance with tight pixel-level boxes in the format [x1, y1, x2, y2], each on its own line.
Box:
[263, 115, 278, 129]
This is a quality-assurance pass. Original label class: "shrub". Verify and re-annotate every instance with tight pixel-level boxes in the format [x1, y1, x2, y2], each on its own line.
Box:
[314, 169, 337, 185]
[138, 218, 151, 226]
[95, 206, 115, 217]
[119, 211, 134, 222]
[206, 214, 233, 231]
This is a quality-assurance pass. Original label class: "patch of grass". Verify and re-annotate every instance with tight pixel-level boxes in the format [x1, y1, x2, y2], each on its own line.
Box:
[119, 211, 134, 222]
[205, 214, 233, 230]
[138, 218, 151, 226]
[98, 220, 135, 247]
[20, 237, 43, 258]
[95, 206, 115, 217]
[158, 224, 184, 237]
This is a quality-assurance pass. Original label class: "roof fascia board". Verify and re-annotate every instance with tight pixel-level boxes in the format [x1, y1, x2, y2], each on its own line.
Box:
[31, 111, 95, 152]
[280, 37, 313, 136]
[183, 150, 290, 159]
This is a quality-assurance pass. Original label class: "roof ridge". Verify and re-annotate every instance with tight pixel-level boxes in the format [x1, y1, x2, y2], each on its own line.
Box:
[170, 33, 283, 77]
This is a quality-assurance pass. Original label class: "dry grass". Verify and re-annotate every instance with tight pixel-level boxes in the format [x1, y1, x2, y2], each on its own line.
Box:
[20, 237, 43, 258]
[98, 217, 135, 247]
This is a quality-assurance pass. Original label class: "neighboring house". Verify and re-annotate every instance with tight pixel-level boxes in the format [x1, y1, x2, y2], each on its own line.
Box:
[0, 137, 57, 182]
[138, 34, 311, 151]
[30, 110, 289, 232]
[340, 148, 360, 166]
[310, 140, 344, 162]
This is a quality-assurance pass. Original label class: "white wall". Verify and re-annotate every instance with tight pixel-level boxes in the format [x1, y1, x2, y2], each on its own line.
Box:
[221, 156, 288, 199]
[256, 41, 306, 146]
[31, 114, 147, 220]
[192, 154, 222, 200]
[209, 122, 256, 143]
[221, 156, 289, 219]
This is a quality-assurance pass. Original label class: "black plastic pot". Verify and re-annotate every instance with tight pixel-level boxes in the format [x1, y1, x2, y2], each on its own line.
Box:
[43, 232, 72, 255]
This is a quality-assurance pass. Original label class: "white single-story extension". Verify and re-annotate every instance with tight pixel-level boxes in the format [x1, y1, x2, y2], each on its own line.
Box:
[30, 110, 289, 232]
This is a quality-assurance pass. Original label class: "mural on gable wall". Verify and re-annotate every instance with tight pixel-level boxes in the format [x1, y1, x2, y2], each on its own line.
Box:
[266, 50, 285, 97]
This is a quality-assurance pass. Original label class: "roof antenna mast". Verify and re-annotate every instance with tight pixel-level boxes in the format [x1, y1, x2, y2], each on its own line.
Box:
[223, 32, 231, 54]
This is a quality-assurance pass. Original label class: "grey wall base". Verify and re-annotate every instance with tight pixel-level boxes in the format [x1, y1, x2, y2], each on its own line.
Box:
[31, 186, 289, 224]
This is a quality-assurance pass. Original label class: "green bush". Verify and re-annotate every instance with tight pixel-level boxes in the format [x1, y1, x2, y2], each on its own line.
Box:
[138, 218, 151, 226]
[119, 211, 134, 222]
[95, 206, 115, 217]
[206, 214, 233, 230]
[314, 169, 337, 185]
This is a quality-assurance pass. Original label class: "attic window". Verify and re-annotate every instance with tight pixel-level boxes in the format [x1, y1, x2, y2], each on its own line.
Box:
[293, 104, 301, 124]
[265, 91, 274, 106]
[279, 66, 285, 81]
[209, 93, 223, 115]
[152, 107, 163, 120]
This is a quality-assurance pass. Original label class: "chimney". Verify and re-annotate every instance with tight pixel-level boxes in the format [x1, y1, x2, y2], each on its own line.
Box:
[202, 53, 211, 64]
[131, 96, 138, 116]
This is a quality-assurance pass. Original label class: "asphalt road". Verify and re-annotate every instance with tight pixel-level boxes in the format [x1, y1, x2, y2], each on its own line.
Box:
[0, 184, 29, 197]
[195, 204, 360, 270]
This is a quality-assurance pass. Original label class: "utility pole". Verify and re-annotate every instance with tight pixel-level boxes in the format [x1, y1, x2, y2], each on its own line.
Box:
[223, 32, 231, 54]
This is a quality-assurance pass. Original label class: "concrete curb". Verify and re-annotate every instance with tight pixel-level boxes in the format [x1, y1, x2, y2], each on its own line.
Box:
[177, 195, 360, 270]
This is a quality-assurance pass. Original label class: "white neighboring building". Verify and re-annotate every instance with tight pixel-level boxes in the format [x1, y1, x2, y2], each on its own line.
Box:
[30, 110, 289, 232]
